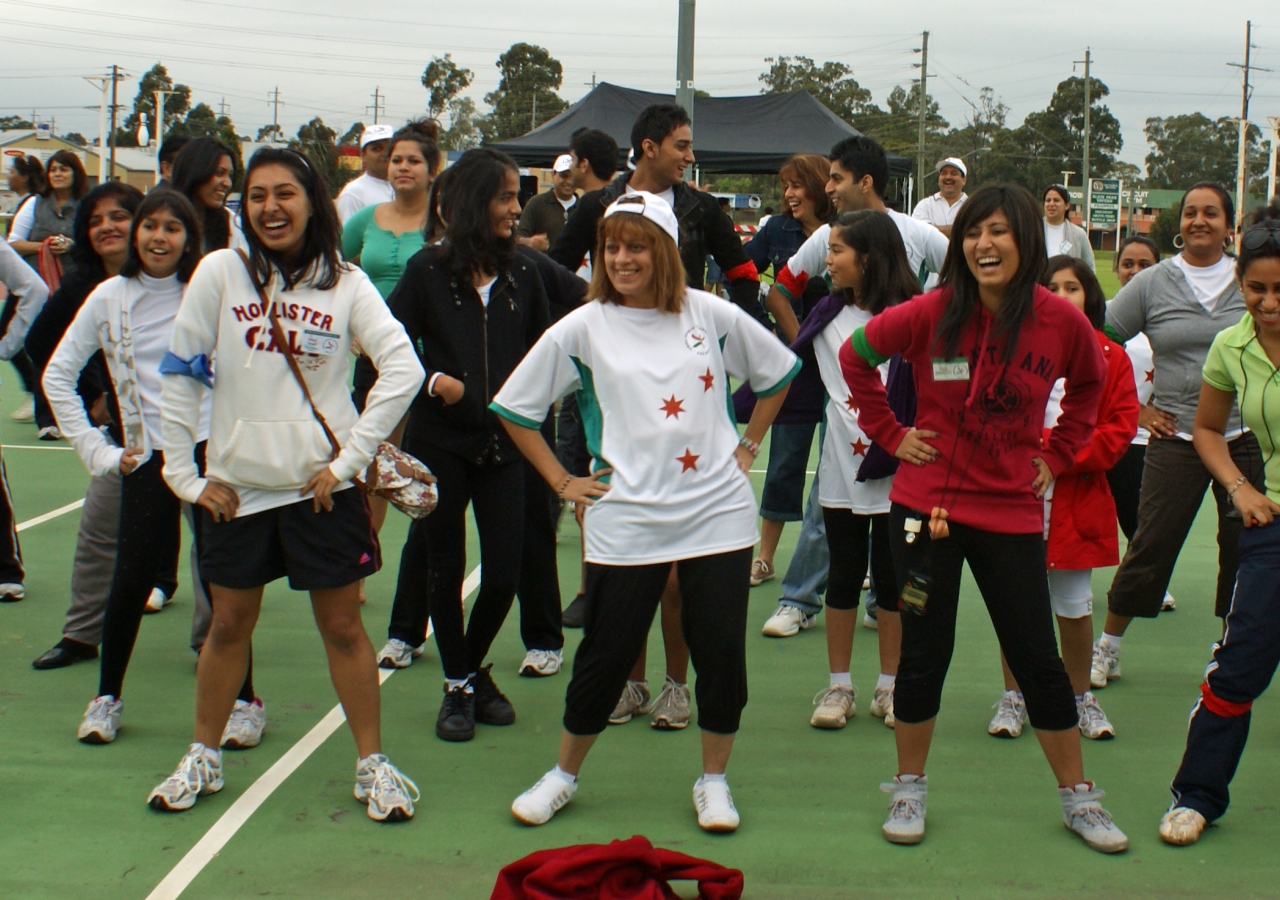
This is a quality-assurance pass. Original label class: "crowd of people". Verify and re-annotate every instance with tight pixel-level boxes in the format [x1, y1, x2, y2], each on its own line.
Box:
[2, 102, 1279, 852]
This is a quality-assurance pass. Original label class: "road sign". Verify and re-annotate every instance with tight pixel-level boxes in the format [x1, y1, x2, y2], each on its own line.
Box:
[1088, 178, 1121, 231]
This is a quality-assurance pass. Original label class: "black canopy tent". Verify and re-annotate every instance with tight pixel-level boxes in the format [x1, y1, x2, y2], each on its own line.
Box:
[491, 82, 911, 178]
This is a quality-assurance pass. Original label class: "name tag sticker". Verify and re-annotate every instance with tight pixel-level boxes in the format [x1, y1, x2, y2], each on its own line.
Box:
[300, 329, 342, 356]
[932, 357, 970, 382]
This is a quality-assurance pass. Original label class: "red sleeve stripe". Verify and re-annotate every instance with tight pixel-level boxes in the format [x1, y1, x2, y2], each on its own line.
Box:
[775, 266, 808, 302]
[723, 260, 759, 283]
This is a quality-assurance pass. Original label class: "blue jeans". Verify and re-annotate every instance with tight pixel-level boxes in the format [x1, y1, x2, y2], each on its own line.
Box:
[1170, 520, 1280, 823]
[760, 422, 817, 521]
[778, 469, 828, 616]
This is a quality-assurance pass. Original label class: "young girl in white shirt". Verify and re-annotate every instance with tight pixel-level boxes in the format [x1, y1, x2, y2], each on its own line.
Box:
[492, 192, 799, 833]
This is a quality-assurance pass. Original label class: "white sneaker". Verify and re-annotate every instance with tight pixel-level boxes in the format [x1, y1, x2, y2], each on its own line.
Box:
[512, 768, 577, 825]
[749, 558, 775, 587]
[1060, 783, 1128, 852]
[38, 425, 61, 441]
[519, 648, 563, 677]
[810, 683, 856, 729]
[650, 677, 691, 730]
[1090, 640, 1121, 689]
[148, 743, 224, 811]
[862, 612, 878, 631]
[608, 680, 650, 725]
[870, 684, 896, 728]
[77, 694, 123, 743]
[221, 698, 266, 749]
[761, 603, 817, 637]
[988, 690, 1026, 738]
[144, 588, 171, 614]
[693, 777, 740, 832]
[1161, 592, 1177, 612]
[354, 754, 419, 822]
[1159, 807, 1207, 845]
[377, 638, 425, 670]
[881, 775, 927, 844]
[10, 396, 34, 422]
[1077, 692, 1115, 740]
[0, 582, 25, 602]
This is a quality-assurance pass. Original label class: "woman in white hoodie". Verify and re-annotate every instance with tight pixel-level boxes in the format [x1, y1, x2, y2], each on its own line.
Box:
[43, 191, 266, 749]
[150, 147, 424, 822]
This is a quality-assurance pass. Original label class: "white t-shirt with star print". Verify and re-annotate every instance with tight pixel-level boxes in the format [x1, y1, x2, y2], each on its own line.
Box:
[813, 304, 893, 513]
[1124, 333, 1154, 445]
[491, 289, 800, 565]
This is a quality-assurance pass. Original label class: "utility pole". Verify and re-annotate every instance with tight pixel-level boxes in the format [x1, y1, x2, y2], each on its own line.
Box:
[269, 87, 282, 142]
[218, 97, 230, 118]
[367, 87, 384, 125]
[1229, 22, 1269, 232]
[108, 65, 123, 182]
[915, 31, 929, 204]
[531, 92, 537, 131]
[1075, 49, 1092, 230]
[1268, 116, 1279, 204]
[584, 73, 597, 90]
[675, 0, 696, 125]
[84, 74, 110, 181]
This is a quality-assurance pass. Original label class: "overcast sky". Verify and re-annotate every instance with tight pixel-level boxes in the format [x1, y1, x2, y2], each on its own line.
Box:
[2, 0, 1277, 171]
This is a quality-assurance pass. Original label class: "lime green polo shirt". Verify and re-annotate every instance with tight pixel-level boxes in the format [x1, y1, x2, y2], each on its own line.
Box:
[1203, 312, 1280, 503]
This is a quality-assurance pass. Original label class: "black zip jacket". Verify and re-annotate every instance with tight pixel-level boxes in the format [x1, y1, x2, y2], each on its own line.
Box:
[548, 172, 767, 326]
[387, 245, 550, 465]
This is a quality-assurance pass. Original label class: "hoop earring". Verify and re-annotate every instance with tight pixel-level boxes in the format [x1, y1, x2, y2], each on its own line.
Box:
[1172, 234, 1185, 250]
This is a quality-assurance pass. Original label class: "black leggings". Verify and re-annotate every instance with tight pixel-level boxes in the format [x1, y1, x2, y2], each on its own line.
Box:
[888, 503, 1076, 731]
[400, 444, 524, 681]
[821, 508, 895, 611]
[98, 448, 253, 702]
[1106, 442, 1145, 541]
[564, 548, 752, 736]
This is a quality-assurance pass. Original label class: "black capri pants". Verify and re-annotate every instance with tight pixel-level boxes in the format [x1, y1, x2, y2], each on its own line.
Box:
[822, 508, 895, 611]
[564, 547, 752, 736]
[888, 503, 1077, 732]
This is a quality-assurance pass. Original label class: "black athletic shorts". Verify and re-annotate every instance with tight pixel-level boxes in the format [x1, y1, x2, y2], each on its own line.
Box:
[199, 487, 381, 591]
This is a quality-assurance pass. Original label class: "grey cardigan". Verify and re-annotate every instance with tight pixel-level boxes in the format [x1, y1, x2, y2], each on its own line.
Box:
[1105, 256, 1244, 434]
[1046, 219, 1096, 271]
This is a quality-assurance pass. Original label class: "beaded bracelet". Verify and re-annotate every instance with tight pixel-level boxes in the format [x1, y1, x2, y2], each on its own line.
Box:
[1227, 475, 1247, 502]
[555, 475, 573, 499]
[738, 436, 761, 457]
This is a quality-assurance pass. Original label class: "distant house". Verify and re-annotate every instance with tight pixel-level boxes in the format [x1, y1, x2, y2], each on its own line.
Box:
[1, 129, 158, 193]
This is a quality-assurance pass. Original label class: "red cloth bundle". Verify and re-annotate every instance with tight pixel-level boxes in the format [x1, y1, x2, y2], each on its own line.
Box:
[491, 835, 743, 900]
[37, 237, 63, 294]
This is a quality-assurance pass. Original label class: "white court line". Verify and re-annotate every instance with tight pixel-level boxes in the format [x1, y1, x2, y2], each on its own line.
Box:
[748, 469, 816, 476]
[3, 443, 77, 451]
[144, 564, 483, 900]
[16, 499, 85, 531]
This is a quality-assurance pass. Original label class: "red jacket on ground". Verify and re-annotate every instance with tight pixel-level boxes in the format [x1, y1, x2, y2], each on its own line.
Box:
[841, 285, 1105, 534]
[1044, 329, 1139, 570]
[491, 835, 744, 900]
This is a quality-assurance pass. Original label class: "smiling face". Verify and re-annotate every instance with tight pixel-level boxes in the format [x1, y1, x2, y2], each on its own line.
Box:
[964, 208, 1020, 300]
[87, 196, 133, 268]
[245, 162, 312, 256]
[47, 161, 74, 194]
[1243, 257, 1280, 340]
[824, 229, 863, 295]
[1043, 190, 1067, 225]
[362, 139, 390, 180]
[826, 159, 870, 214]
[489, 169, 521, 240]
[388, 140, 430, 195]
[1116, 242, 1158, 286]
[195, 154, 233, 210]
[642, 125, 694, 189]
[552, 168, 576, 201]
[1046, 265, 1087, 314]
[1180, 187, 1231, 262]
[134, 206, 188, 279]
[938, 165, 966, 202]
[604, 224, 656, 301]
[782, 175, 816, 223]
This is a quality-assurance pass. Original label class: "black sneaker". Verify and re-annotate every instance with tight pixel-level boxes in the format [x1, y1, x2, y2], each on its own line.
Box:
[471, 665, 516, 726]
[435, 684, 476, 742]
[561, 594, 588, 629]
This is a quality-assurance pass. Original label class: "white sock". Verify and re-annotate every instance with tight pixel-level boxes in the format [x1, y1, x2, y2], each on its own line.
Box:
[1101, 633, 1123, 650]
[630, 679, 649, 689]
[876, 673, 896, 691]
[1075, 693, 1085, 703]
[700, 772, 727, 784]
[445, 677, 469, 692]
[830, 671, 853, 688]
[1003, 689, 1023, 702]
[552, 765, 577, 784]
[665, 675, 686, 688]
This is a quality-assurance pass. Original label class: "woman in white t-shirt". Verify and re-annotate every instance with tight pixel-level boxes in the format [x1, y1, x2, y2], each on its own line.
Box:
[492, 192, 799, 833]
[1043, 185, 1095, 271]
[801, 210, 920, 733]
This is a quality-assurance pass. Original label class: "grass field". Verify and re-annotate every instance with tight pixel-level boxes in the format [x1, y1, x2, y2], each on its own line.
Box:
[5, 321, 1280, 899]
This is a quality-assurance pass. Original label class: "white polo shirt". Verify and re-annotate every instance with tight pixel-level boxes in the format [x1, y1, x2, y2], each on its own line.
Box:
[911, 191, 967, 228]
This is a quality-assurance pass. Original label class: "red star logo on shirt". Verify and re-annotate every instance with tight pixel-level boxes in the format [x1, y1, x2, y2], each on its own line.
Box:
[660, 395, 686, 419]
[676, 448, 700, 472]
[844, 395, 859, 413]
[851, 438, 869, 456]
[698, 368, 715, 392]
[1145, 369, 1154, 383]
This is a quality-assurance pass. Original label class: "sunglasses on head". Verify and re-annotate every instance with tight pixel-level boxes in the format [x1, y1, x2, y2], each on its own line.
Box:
[1242, 220, 1280, 253]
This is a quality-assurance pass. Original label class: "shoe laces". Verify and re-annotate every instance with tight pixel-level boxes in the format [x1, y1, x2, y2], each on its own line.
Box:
[1070, 800, 1115, 829]
[813, 684, 854, 707]
[886, 794, 925, 822]
[471, 665, 507, 700]
[530, 773, 573, 806]
[87, 695, 116, 719]
[174, 747, 219, 793]
[443, 685, 471, 714]
[371, 758, 420, 804]
[993, 692, 1022, 718]
[1079, 696, 1107, 726]
[696, 780, 735, 813]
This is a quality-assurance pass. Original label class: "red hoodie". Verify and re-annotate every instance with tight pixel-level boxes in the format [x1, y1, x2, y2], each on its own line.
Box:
[840, 284, 1104, 534]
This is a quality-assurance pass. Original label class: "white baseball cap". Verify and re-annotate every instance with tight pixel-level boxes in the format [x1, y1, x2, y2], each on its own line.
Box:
[937, 157, 967, 177]
[553, 153, 574, 173]
[360, 124, 394, 148]
[603, 191, 679, 244]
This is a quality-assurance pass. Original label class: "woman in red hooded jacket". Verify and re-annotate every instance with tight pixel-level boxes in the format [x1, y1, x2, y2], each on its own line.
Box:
[987, 255, 1139, 743]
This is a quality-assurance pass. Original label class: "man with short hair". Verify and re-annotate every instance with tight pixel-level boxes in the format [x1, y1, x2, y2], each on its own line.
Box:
[911, 156, 968, 238]
[335, 124, 394, 224]
[568, 127, 618, 193]
[517, 155, 578, 252]
[759, 135, 948, 645]
[155, 135, 191, 189]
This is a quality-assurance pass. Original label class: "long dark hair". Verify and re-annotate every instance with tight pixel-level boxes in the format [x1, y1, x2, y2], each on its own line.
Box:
[171, 137, 235, 252]
[425, 163, 454, 242]
[1043, 254, 1105, 329]
[10, 154, 45, 196]
[436, 148, 518, 283]
[1238, 202, 1280, 280]
[240, 147, 344, 291]
[68, 182, 144, 279]
[120, 190, 203, 283]
[389, 118, 442, 176]
[936, 184, 1046, 363]
[830, 211, 920, 314]
[44, 150, 88, 200]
